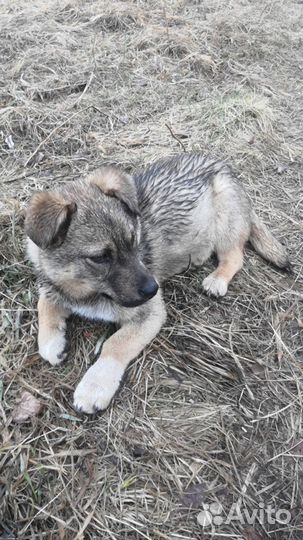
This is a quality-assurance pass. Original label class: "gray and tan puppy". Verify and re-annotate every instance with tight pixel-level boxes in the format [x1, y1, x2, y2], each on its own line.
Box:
[25, 154, 289, 413]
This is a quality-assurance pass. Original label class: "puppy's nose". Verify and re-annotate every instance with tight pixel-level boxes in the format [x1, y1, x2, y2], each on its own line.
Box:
[139, 277, 159, 300]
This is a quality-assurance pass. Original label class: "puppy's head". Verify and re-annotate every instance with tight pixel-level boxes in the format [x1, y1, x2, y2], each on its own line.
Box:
[25, 167, 158, 307]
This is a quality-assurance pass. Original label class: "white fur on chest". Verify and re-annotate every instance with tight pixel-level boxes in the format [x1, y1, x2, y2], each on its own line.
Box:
[71, 302, 118, 322]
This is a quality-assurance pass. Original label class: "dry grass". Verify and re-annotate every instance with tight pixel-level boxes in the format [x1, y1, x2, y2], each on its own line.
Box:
[1, 1, 303, 539]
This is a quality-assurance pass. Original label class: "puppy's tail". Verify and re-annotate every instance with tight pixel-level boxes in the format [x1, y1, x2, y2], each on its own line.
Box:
[249, 211, 291, 270]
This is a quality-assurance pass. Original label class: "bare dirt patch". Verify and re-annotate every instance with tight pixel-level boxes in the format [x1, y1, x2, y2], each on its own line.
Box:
[1, 1, 303, 539]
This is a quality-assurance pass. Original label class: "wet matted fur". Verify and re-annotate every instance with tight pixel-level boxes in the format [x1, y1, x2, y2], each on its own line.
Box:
[25, 154, 290, 413]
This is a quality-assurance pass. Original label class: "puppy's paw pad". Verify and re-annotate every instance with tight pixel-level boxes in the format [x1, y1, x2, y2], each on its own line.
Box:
[73, 358, 124, 414]
[39, 331, 68, 366]
[203, 274, 228, 297]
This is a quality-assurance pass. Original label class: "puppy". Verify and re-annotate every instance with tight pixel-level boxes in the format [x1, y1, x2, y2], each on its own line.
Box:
[25, 154, 290, 413]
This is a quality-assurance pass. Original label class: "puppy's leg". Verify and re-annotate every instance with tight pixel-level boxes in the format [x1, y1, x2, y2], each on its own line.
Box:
[38, 294, 70, 365]
[74, 293, 166, 413]
[203, 245, 244, 297]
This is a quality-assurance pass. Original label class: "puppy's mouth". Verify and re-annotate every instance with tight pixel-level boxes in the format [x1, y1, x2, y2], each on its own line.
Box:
[118, 297, 151, 308]
[101, 292, 145, 307]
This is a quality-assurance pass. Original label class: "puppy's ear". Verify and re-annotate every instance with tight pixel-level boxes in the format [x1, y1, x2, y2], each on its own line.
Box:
[88, 167, 140, 216]
[25, 192, 76, 249]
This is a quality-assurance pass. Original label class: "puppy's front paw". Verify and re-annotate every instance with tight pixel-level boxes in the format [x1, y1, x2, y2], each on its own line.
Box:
[202, 273, 228, 297]
[73, 358, 125, 414]
[38, 325, 68, 366]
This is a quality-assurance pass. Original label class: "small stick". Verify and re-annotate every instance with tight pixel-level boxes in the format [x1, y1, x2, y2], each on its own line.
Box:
[165, 123, 187, 152]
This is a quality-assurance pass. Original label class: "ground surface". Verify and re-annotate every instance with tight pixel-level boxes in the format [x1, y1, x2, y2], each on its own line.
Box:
[0, 1, 303, 539]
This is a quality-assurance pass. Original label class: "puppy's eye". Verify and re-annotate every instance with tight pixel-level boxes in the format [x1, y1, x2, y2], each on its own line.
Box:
[86, 251, 112, 265]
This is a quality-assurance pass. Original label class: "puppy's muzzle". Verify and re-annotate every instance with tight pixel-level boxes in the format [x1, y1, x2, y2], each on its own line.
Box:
[119, 275, 159, 307]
